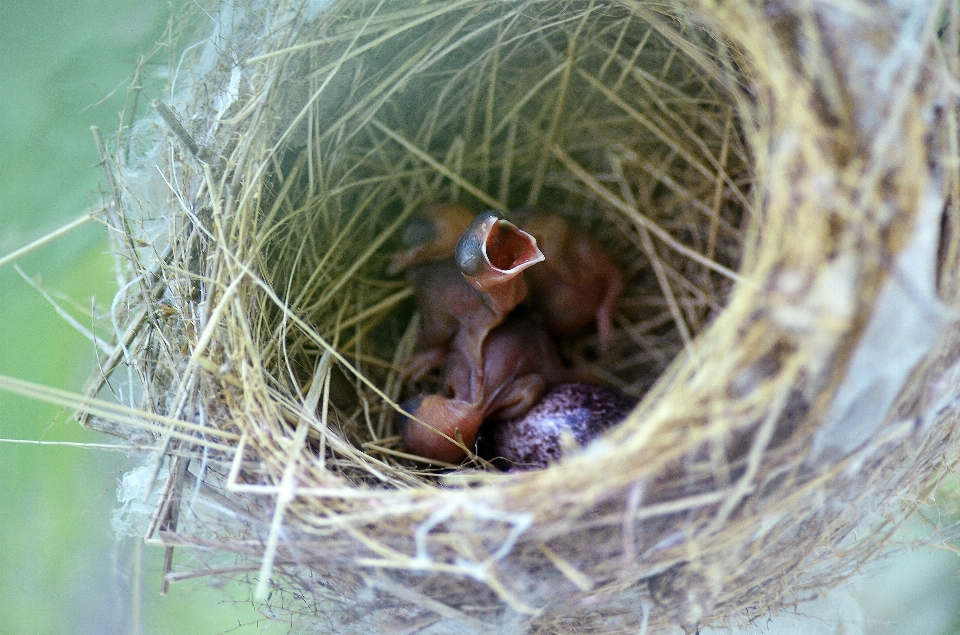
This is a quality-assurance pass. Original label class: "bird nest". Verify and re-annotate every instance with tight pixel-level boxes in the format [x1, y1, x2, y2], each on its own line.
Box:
[87, 0, 960, 632]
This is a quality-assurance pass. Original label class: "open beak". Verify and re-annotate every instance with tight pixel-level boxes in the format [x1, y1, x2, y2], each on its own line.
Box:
[455, 212, 545, 291]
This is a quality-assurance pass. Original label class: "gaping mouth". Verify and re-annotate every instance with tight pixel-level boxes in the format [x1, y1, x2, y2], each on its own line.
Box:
[485, 219, 545, 273]
[456, 212, 545, 290]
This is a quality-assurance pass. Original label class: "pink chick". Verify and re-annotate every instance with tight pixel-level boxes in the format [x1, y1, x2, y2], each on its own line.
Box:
[388, 203, 476, 275]
[512, 207, 624, 352]
[400, 315, 585, 464]
[400, 211, 544, 385]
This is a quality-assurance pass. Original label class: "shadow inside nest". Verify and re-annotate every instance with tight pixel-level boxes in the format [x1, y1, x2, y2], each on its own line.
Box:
[240, 2, 753, 481]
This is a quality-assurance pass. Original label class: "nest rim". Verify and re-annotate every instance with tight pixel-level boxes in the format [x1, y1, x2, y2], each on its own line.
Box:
[92, 0, 960, 630]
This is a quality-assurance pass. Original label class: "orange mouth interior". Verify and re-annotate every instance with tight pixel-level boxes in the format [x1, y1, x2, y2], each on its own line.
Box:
[485, 221, 539, 272]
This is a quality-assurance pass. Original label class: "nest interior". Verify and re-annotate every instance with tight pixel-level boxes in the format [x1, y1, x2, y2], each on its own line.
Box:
[90, 0, 960, 632]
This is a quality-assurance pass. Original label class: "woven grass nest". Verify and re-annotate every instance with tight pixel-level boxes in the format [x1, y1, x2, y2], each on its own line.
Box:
[87, 0, 960, 632]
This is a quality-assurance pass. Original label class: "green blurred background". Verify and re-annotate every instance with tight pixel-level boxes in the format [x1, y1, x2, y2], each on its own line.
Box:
[0, 1, 265, 633]
[2, 1, 960, 634]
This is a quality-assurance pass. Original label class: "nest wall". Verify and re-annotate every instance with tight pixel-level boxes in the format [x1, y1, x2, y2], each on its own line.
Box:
[91, 0, 960, 632]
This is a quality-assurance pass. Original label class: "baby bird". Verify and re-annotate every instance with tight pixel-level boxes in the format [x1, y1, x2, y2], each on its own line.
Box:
[393, 205, 626, 466]
[442, 313, 582, 415]
[400, 315, 584, 464]
[398, 393, 481, 464]
[388, 203, 475, 275]
[399, 211, 544, 386]
[454, 211, 545, 328]
[512, 207, 624, 352]
[402, 260, 492, 378]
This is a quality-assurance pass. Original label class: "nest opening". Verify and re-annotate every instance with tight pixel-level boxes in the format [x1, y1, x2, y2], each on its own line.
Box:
[244, 3, 751, 483]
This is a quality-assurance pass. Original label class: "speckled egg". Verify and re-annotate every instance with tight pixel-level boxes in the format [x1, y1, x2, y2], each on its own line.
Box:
[483, 383, 633, 470]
